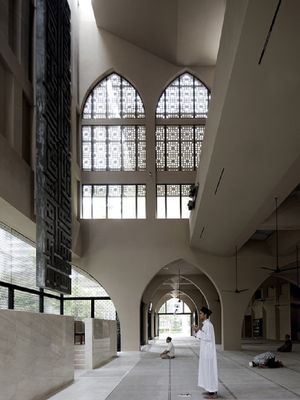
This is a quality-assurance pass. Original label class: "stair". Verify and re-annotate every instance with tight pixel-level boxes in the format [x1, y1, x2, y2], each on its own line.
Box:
[74, 345, 86, 369]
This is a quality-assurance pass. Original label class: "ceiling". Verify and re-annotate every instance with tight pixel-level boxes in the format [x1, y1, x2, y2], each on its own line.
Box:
[157, 259, 203, 275]
[91, 0, 226, 66]
[190, 0, 300, 256]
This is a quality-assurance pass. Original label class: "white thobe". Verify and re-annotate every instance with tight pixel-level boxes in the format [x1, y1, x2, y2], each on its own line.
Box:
[167, 342, 175, 357]
[196, 319, 218, 392]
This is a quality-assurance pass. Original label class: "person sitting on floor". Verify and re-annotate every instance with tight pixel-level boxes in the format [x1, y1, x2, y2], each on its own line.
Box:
[277, 334, 292, 352]
[249, 351, 283, 368]
[160, 337, 175, 359]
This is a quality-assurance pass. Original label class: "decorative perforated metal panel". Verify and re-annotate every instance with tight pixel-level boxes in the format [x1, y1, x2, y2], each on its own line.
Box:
[156, 73, 209, 119]
[83, 73, 145, 119]
[36, 0, 72, 294]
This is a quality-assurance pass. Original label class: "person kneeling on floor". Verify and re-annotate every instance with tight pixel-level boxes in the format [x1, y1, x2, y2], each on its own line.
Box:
[277, 334, 292, 352]
[249, 351, 283, 368]
[160, 337, 175, 359]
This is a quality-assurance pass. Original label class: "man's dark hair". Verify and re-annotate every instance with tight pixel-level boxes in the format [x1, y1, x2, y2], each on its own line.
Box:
[200, 306, 212, 317]
[166, 336, 172, 341]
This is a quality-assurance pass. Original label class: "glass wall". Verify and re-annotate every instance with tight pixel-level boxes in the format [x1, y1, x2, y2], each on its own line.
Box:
[0, 223, 116, 320]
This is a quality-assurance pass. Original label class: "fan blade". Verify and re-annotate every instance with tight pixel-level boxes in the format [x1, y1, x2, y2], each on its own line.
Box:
[280, 266, 298, 272]
[223, 288, 249, 294]
[261, 266, 276, 272]
[237, 288, 249, 293]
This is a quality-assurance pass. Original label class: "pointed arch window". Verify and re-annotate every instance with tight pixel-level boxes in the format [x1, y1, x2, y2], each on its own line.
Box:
[155, 72, 209, 172]
[156, 73, 209, 119]
[81, 73, 146, 171]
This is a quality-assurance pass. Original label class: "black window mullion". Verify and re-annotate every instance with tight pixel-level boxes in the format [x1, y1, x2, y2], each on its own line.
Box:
[180, 184, 182, 218]
[91, 185, 94, 219]
[91, 299, 95, 318]
[8, 286, 14, 309]
[135, 185, 138, 219]
[60, 294, 64, 315]
[39, 288, 44, 313]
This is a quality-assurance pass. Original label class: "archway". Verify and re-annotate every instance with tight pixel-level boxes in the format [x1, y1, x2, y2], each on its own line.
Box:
[242, 273, 300, 342]
[140, 258, 221, 346]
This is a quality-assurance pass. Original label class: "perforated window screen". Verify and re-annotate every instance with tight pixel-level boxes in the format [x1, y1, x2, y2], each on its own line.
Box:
[155, 73, 209, 176]
[82, 73, 146, 173]
[156, 73, 209, 119]
[83, 73, 145, 119]
[156, 125, 204, 171]
[82, 125, 146, 172]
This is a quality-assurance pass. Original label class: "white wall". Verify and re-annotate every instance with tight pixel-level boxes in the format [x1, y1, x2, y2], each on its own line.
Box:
[79, 219, 278, 350]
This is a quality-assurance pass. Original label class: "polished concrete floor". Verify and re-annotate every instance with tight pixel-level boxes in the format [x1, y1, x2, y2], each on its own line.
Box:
[48, 337, 300, 400]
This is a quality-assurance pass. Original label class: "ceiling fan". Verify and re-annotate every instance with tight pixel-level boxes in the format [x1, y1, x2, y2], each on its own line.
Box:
[223, 246, 249, 294]
[261, 198, 299, 274]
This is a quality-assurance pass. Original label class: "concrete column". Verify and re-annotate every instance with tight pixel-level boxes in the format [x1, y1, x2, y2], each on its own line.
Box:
[222, 293, 249, 350]
[151, 310, 155, 338]
[143, 303, 148, 344]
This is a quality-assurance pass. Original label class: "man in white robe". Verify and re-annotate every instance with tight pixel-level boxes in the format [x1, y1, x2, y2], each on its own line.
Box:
[193, 306, 218, 399]
[160, 336, 175, 359]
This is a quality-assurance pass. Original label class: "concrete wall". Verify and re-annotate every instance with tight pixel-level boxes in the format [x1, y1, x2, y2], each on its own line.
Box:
[0, 0, 82, 254]
[0, 309, 74, 400]
[84, 318, 117, 369]
[79, 219, 280, 350]
[0, 0, 298, 357]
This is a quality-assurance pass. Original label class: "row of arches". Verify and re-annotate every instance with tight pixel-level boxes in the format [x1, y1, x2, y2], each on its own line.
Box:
[137, 259, 300, 349]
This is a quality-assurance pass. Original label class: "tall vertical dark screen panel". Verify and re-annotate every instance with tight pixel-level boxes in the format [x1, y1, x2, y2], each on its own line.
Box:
[36, 0, 72, 294]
